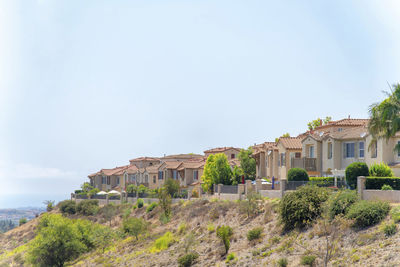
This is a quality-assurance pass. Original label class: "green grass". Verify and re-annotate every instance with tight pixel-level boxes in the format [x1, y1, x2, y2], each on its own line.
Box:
[149, 232, 175, 253]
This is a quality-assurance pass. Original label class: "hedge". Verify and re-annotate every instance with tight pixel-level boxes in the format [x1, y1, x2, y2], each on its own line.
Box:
[309, 177, 335, 182]
[366, 177, 400, 190]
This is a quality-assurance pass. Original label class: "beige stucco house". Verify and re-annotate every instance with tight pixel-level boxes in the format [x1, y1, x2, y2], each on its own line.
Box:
[204, 147, 241, 160]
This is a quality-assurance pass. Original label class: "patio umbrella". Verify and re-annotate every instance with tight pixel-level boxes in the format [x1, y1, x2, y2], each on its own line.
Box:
[108, 190, 121, 195]
[97, 191, 108, 195]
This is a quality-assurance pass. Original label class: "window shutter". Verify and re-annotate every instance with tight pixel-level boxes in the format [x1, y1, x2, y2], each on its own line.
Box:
[355, 142, 358, 158]
[343, 143, 346, 158]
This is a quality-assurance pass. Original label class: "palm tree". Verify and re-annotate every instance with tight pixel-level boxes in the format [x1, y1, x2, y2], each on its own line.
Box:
[368, 84, 400, 152]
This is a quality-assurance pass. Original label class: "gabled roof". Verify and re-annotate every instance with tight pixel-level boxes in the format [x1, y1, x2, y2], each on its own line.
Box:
[160, 154, 204, 161]
[323, 126, 368, 141]
[100, 165, 129, 176]
[146, 164, 162, 173]
[160, 161, 183, 170]
[125, 165, 139, 174]
[314, 118, 369, 130]
[129, 156, 160, 163]
[252, 142, 278, 155]
[229, 158, 241, 167]
[278, 137, 302, 150]
[204, 147, 241, 154]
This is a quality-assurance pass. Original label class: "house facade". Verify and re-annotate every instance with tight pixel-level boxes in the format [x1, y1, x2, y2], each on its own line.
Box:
[204, 147, 241, 160]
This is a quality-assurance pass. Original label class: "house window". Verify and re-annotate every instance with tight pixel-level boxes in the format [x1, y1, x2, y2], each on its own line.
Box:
[102, 176, 106, 184]
[173, 170, 177, 179]
[116, 177, 120, 185]
[295, 152, 301, 158]
[193, 170, 199, 180]
[231, 154, 235, 159]
[153, 175, 156, 184]
[309, 146, 315, 158]
[145, 174, 149, 183]
[328, 142, 332, 159]
[359, 142, 365, 158]
[371, 141, 377, 158]
[265, 157, 268, 168]
[158, 171, 163, 180]
[280, 153, 286, 167]
[345, 143, 355, 158]
[107, 176, 110, 185]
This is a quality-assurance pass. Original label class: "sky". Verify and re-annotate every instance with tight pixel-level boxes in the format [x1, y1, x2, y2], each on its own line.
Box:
[0, 0, 400, 208]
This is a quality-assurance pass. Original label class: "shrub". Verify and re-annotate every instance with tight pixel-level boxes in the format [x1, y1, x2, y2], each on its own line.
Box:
[216, 225, 233, 254]
[391, 206, 400, 223]
[369, 162, 393, 177]
[277, 257, 288, 267]
[76, 200, 99, 216]
[207, 223, 215, 233]
[328, 190, 358, 219]
[288, 168, 309, 181]
[366, 177, 400, 190]
[191, 189, 199, 198]
[58, 200, 76, 215]
[178, 252, 199, 267]
[239, 191, 261, 218]
[137, 199, 144, 208]
[383, 223, 397, 236]
[247, 227, 263, 241]
[146, 202, 158, 213]
[301, 255, 316, 266]
[347, 200, 390, 228]
[345, 162, 369, 189]
[43, 200, 55, 212]
[122, 217, 146, 240]
[126, 184, 137, 194]
[279, 185, 329, 230]
[164, 178, 180, 197]
[382, 184, 393, 190]
[150, 231, 175, 253]
[178, 222, 187, 234]
[19, 218, 27, 226]
[158, 187, 172, 219]
[226, 252, 235, 262]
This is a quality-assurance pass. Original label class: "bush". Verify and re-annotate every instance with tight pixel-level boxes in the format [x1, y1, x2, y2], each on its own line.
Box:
[226, 252, 235, 262]
[216, 225, 233, 254]
[191, 189, 199, 198]
[277, 257, 288, 267]
[126, 184, 138, 194]
[391, 206, 400, 223]
[19, 218, 27, 226]
[382, 184, 393, 190]
[137, 199, 144, 208]
[288, 168, 309, 181]
[150, 231, 175, 253]
[328, 190, 358, 219]
[369, 162, 393, 177]
[301, 255, 316, 266]
[279, 185, 329, 231]
[164, 178, 180, 197]
[178, 252, 199, 267]
[239, 191, 261, 218]
[247, 227, 263, 241]
[207, 223, 215, 233]
[76, 200, 99, 216]
[347, 200, 390, 228]
[43, 200, 55, 212]
[383, 223, 397, 236]
[58, 200, 76, 215]
[366, 177, 400, 190]
[122, 217, 146, 240]
[146, 202, 158, 213]
[345, 162, 369, 189]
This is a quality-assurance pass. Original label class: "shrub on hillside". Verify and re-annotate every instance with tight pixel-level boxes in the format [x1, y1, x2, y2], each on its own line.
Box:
[137, 199, 144, 208]
[43, 200, 55, 212]
[146, 202, 158, 213]
[369, 162, 393, 177]
[280, 185, 329, 231]
[346, 200, 390, 228]
[391, 206, 400, 223]
[345, 162, 369, 189]
[58, 200, 76, 215]
[76, 200, 99, 216]
[164, 178, 180, 197]
[216, 225, 233, 255]
[382, 184, 393, 190]
[288, 168, 309, 181]
[19, 218, 27, 226]
[122, 217, 146, 240]
[328, 190, 358, 219]
[301, 255, 316, 266]
[383, 223, 397, 237]
[150, 231, 175, 253]
[277, 257, 288, 267]
[247, 227, 263, 241]
[178, 252, 199, 267]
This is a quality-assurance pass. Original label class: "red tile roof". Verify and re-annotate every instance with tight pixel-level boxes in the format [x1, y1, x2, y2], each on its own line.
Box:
[315, 118, 369, 130]
[129, 156, 160, 162]
[204, 147, 241, 153]
[278, 137, 302, 150]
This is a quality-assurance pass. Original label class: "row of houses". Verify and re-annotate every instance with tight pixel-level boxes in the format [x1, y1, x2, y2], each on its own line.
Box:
[253, 117, 400, 180]
[88, 117, 400, 193]
[88, 147, 242, 192]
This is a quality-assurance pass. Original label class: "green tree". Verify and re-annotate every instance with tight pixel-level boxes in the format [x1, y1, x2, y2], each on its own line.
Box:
[81, 182, 94, 192]
[232, 166, 244, 185]
[122, 217, 146, 240]
[201, 153, 233, 192]
[164, 178, 180, 197]
[101, 204, 117, 226]
[216, 225, 233, 255]
[238, 148, 256, 180]
[92, 226, 115, 253]
[43, 200, 55, 212]
[307, 116, 332, 130]
[369, 84, 400, 152]
[158, 187, 172, 220]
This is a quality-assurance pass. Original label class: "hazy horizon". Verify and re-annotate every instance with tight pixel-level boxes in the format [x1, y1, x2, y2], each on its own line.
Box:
[1, 0, 400, 208]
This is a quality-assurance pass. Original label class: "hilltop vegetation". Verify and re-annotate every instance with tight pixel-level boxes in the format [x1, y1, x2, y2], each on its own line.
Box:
[1, 187, 400, 266]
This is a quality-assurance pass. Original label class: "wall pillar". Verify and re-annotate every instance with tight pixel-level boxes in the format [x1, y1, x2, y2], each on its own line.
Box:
[106, 194, 109, 205]
[260, 152, 266, 178]
[256, 178, 262, 193]
[245, 180, 253, 195]
[357, 176, 366, 200]
[334, 176, 337, 187]
[280, 179, 287, 198]
[218, 184, 222, 196]
[238, 184, 245, 200]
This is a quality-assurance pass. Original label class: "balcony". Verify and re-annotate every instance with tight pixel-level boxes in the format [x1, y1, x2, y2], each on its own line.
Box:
[291, 158, 317, 171]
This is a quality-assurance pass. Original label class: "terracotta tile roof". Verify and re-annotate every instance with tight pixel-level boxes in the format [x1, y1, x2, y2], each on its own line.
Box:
[88, 171, 99, 178]
[146, 164, 162, 173]
[204, 147, 241, 153]
[161, 154, 204, 160]
[315, 118, 369, 130]
[162, 161, 183, 169]
[229, 158, 241, 167]
[178, 160, 205, 170]
[125, 165, 138, 174]
[100, 165, 129, 176]
[129, 156, 160, 162]
[325, 126, 368, 140]
[278, 137, 302, 150]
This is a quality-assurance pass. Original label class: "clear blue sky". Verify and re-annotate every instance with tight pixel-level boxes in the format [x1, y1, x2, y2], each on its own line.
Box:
[1, 0, 399, 208]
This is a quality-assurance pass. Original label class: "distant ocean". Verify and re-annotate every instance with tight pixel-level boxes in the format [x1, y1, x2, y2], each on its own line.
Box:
[0, 193, 70, 209]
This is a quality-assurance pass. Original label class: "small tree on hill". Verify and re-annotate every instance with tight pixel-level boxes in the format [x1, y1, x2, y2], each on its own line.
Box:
[216, 225, 233, 255]
[92, 226, 115, 252]
[122, 217, 146, 240]
[101, 204, 117, 226]
[158, 187, 172, 220]
[164, 178, 180, 197]
[201, 153, 233, 192]
[238, 148, 256, 180]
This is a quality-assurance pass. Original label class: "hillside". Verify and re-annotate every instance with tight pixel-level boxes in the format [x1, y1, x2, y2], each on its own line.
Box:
[1, 197, 400, 266]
